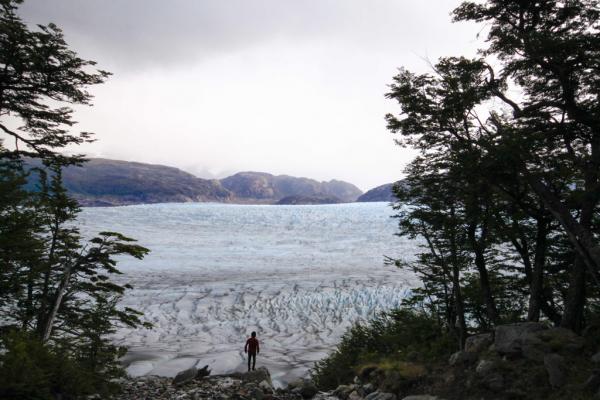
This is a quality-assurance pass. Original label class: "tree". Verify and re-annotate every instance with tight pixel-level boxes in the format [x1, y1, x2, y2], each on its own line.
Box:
[0, 1, 150, 397]
[386, 1, 600, 333]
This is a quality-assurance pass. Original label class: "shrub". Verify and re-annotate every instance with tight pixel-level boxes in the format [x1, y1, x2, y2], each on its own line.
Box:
[311, 307, 456, 390]
[0, 331, 122, 399]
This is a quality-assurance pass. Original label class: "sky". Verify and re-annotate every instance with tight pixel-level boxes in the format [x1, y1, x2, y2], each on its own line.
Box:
[19, 0, 482, 191]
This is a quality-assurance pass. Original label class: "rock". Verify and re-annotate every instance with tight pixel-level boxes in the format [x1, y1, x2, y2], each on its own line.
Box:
[348, 391, 363, 400]
[593, 352, 600, 363]
[334, 385, 356, 399]
[494, 322, 546, 357]
[172, 366, 198, 386]
[481, 372, 504, 392]
[288, 378, 318, 398]
[240, 366, 272, 386]
[544, 353, 566, 388]
[475, 359, 497, 376]
[258, 379, 273, 393]
[362, 383, 376, 395]
[401, 396, 439, 400]
[465, 333, 493, 353]
[365, 391, 397, 400]
[448, 351, 478, 366]
[196, 364, 211, 379]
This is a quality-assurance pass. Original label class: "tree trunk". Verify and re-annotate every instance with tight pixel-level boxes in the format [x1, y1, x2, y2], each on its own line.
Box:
[449, 206, 467, 349]
[468, 223, 499, 325]
[41, 264, 72, 343]
[527, 217, 547, 321]
[525, 175, 600, 287]
[561, 256, 586, 332]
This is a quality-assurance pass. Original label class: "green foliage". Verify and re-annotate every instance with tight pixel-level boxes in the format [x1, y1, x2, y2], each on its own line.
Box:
[311, 308, 456, 390]
[0, 1, 150, 398]
[0, 331, 124, 400]
[383, 0, 600, 335]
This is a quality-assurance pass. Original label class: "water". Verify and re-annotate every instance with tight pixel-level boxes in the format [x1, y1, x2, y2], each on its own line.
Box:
[77, 202, 417, 386]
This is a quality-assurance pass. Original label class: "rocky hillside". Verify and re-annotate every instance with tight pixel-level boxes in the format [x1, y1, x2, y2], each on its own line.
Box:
[25, 159, 363, 206]
[356, 182, 405, 203]
[221, 172, 362, 204]
[323, 322, 600, 400]
[28, 158, 232, 207]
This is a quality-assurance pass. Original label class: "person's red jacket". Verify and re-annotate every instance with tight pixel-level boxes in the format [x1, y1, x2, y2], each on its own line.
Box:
[245, 337, 259, 354]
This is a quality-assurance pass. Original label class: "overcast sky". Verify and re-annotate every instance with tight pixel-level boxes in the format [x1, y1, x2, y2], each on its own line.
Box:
[19, 1, 481, 191]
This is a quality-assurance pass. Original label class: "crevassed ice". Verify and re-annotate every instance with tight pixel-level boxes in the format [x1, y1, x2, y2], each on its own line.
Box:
[77, 202, 418, 386]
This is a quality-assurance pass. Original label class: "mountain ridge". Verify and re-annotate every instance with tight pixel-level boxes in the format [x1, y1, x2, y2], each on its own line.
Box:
[26, 158, 368, 206]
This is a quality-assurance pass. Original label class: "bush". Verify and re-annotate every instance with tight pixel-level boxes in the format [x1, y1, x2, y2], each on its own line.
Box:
[311, 307, 456, 390]
[0, 331, 121, 399]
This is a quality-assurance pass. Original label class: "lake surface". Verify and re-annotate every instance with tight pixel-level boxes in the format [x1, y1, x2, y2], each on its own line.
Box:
[78, 202, 417, 386]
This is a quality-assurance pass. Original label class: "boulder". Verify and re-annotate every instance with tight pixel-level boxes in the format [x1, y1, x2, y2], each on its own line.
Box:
[348, 391, 364, 400]
[401, 396, 440, 400]
[465, 333, 493, 354]
[475, 360, 497, 376]
[333, 385, 356, 399]
[362, 383, 376, 395]
[258, 379, 273, 393]
[480, 372, 504, 392]
[593, 352, 600, 364]
[172, 366, 198, 386]
[544, 353, 566, 388]
[288, 378, 318, 398]
[365, 391, 397, 400]
[494, 322, 546, 357]
[240, 366, 272, 386]
[196, 364, 211, 379]
[448, 351, 478, 366]
[247, 385, 265, 400]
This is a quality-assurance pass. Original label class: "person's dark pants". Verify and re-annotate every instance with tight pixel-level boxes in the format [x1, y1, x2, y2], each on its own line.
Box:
[248, 352, 256, 371]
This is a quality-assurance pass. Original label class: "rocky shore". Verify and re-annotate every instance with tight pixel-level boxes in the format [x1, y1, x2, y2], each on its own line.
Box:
[114, 322, 600, 400]
[114, 367, 337, 400]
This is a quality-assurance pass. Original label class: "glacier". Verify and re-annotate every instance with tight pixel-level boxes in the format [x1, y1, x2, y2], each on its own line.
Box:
[77, 202, 418, 386]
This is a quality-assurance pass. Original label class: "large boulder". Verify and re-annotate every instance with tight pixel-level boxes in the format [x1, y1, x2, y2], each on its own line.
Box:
[239, 366, 272, 386]
[448, 351, 478, 366]
[172, 366, 198, 386]
[494, 322, 546, 357]
[465, 333, 493, 353]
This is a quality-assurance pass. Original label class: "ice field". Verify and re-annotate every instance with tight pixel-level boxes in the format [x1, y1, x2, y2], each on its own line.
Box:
[78, 202, 417, 386]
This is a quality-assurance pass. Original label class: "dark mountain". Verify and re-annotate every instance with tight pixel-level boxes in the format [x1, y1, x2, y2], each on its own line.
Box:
[25, 158, 364, 206]
[27, 158, 232, 206]
[221, 172, 363, 203]
[356, 182, 403, 202]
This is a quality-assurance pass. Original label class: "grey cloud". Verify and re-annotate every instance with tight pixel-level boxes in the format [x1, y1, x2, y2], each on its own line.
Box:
[19, 0, 465, 71]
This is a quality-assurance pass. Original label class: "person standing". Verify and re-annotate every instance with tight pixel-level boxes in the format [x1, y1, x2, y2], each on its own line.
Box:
[244, 331, 260, 371]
